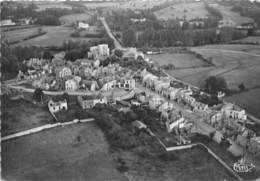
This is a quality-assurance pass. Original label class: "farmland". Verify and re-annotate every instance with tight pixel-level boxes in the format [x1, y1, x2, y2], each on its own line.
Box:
[1, 97, 53, 136]
[165, 44, 260, 118]
[148, 53, 209, 68]
[13, 26, 100, 47]
[83, 0, 168, 10]
[34, 2, 72, 11]
[3, 26, 45, 44]
[166, 44, 260, 90]
[226, 88, 260, 119]
[215, 4, 254, 25]
[59, 13, 93, 25]
[2, 122, 127, 181]
[231, 36, 260, 45]
[154, 2, 210, 20]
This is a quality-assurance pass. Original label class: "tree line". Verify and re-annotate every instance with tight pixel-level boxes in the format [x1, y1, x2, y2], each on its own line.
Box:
[1, 1, 84, 26]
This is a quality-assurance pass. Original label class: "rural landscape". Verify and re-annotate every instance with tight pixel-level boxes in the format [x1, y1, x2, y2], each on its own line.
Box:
[1, 0, 260, 181]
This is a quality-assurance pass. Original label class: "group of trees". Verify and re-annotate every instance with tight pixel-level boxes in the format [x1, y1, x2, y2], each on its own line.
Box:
[231, 1, 260, 27]
[1, 1, 84, 26]
[1, 43, 44, 74]
[62, 37, 114, 62]
[107, 9, 246, 48]
[204, 76, 228, 94]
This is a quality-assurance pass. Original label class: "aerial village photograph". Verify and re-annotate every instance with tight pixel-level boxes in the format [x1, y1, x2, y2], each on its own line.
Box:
[0, 0, 260, 180]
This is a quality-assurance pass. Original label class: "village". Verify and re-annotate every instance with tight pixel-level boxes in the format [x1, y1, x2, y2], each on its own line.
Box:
[2, 0, 260, 180]
[5, 38, 259, 179]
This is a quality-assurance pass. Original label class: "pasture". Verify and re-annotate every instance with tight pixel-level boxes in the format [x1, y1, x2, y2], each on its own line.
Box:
[148, 53, 209, 68]
[14, 26, 99, 47]
[226, 88, 260, 119]
[1, 97, 53, 136]
[154, 2, 209, 20]
[34, 2, 72, 11]
[59, 13, 93, 25]
[167, 45, 260, 90]
[3, 26, 44, 44]
[166, 44, 260, 119]
[215, 5, 254, 25]
[2, 122, 127, 181]
[231, 36, 260, 45]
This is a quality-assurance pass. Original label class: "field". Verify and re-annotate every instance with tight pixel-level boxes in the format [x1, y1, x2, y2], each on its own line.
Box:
[2, 119, 235, 181]
[83, 0, 168, 10]
[34, 2, 72, 11]
[154, 2, 209, 20]
[167, 44, 260, 89]
[148, 53, 209, 68]
[215, 4, 254, 25]
[59, 13, 92, 25]
[231, 36, 260, 45]
[226, 88, 260, 119]
[3, 26, 44, 44]
[13, 26, 99, 47]
[165, 44, 260, 118]
[1, 97, 53, 136]
[2, 122, 127, 181]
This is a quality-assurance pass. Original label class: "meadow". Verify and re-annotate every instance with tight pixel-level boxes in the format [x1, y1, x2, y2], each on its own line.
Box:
[165, 44, 260, 118]
[34, 2, 72, 11]
[154, 2, 209, 20]
[226, 88, 260, 119]
[13, 26, 99, 47]
[148, 53, 209, 68]
[59, 13, 93, 25]
[215, 4, 254, 25]
[3, 26, 45, 44]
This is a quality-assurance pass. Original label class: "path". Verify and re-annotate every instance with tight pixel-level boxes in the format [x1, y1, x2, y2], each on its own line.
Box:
[99, 17, 122, 49]
[2, 118, 95, 142]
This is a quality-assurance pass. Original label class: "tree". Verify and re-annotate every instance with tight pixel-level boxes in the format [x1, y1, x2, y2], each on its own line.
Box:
[205, 76, 228, 93]
[65, 49, 85, 62]
[42, 51, 54, 60]
[62, 92, 70, 103]
[114, 49, 123, 58]
[33, 88, 44, 103]
[238, 83, 246, 92]
[122, 27, 136, 47]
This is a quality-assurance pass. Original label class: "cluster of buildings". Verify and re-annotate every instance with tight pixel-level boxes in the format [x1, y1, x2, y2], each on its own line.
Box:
[138, 68, 260, 162]
[18, 44, 136, 93]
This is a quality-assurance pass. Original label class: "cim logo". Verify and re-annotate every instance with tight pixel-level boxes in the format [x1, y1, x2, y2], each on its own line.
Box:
[233, 158, 255, 173]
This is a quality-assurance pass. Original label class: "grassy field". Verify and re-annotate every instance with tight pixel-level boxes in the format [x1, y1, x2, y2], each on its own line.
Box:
[1, 97, 53, 136]
[154, 2, 209, 20]
[215, 4, 254, 25]
[34, 2, 72, 11]
[165, 44, 260, 118]
[13, 26, 99, 47]
[226, 88, 260, 119]
[231, 36, 260, 45]
[83, 0, 167, 10]
[59, 13, 92, 25]
[148, 53, 209, 68]
[3, 26, 44, 44]
[2, 122, 127, 181]
[167, 44, 260, 89]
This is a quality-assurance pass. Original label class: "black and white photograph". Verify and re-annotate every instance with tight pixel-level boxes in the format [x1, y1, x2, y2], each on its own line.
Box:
[1, 0, 260, 180]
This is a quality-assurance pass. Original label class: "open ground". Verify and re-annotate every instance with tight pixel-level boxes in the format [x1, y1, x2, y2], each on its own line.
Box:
[164, 44, 260, 118]
[2, 122, 127, 181]
[1, 97, 53, 136]
[215, 4, 254, 25]
[34, 2, 72, 11]
[148, 53, 209, 68]
[154, 2, 209, 20]
[59, 13, 93, 25]
[13, 25, 99, 47]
